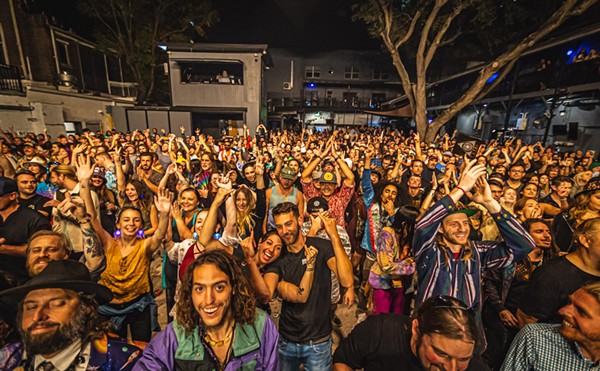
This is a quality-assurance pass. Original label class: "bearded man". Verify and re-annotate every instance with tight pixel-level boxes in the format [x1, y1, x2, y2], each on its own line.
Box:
[0, 260, 142, 370]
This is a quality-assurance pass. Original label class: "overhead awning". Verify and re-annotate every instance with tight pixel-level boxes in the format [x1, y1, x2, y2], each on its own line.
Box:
[363, 104, 413, 118]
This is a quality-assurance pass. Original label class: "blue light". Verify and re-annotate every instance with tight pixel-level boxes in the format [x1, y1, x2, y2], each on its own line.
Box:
[566, 50, 573, 56]
[158, 45, 167, 51]
[486, 73, 499, 84]
[308, 83, 316, 88]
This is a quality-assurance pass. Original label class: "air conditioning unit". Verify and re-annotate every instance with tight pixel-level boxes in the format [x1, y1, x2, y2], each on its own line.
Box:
[283, 82, 292, 90]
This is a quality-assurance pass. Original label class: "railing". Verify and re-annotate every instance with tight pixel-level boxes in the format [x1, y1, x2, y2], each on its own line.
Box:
[268, 97, 383, 111]
[425, 58, 600, 108]
[0, 64, 24, 95]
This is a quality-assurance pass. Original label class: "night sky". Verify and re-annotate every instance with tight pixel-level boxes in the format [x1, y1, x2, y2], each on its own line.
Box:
[35, 0, 379, 51]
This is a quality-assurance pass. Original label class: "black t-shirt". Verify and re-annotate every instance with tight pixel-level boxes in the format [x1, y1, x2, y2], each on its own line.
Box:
[264, 236, 334, 342]
[334, 314, 489, 371]
[519, 256, 600, 323]
[18, 194, 52, 219]
[0, 206, 51, 282]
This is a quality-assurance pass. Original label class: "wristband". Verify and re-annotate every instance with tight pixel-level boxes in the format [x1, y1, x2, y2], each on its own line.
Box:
[77, 217, 92, 225]
[455, 186, 467, 195]
[305, 267, 315, 272]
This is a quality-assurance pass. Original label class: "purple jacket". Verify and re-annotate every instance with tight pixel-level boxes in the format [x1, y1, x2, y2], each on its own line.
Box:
[133, 309, 278, 370]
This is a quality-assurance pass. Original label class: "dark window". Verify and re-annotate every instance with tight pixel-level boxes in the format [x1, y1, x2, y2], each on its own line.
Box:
[373, 68, 388, 80]
[305, 66, 320, 78]
[56, 40, 71, 67]
[345, 67, 359, 80]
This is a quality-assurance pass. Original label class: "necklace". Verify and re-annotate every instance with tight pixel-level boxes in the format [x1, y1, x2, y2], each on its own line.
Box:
[204, 323, 235, 347]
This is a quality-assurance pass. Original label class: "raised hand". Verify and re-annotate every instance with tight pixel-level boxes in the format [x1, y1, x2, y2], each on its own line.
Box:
[457, 160, 486, 192]
[304, 245, 318, 268]
[58, 195, 87, 220]
[75, 153, 95, 183]
[320, 211, 337, 236]
[214, 187, 234, 205]
[170, 201, 182, 219]
[154, 187, 173, 215]
[240, 232, 256, 260]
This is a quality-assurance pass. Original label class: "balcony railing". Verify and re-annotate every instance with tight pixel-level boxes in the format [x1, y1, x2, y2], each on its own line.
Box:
[268, 97, 383, 112]
[0, 64, 24, 95]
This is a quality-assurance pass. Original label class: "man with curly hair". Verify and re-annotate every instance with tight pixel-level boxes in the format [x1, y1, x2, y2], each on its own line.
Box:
[135, 250, 279, 370]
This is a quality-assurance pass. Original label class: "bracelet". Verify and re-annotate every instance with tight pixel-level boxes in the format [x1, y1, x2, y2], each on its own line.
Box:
[77, 217, 92, 224]
[305, 268, 314, 272]
[455, 186, 467, 195]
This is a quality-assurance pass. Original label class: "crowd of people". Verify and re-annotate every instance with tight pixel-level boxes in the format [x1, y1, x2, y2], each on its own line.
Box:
[0, 123, 598, 370]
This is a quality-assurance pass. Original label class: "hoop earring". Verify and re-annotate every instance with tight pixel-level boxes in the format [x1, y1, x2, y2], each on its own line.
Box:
[137, 230, 146, 239]
[113, 229, 122, 238]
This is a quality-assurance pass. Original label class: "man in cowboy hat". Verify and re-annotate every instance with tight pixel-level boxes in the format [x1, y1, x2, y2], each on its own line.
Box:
[0, 260, 142, 370]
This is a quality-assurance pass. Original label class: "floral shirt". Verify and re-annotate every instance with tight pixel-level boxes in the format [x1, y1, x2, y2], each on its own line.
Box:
[301, 179, 354, 228]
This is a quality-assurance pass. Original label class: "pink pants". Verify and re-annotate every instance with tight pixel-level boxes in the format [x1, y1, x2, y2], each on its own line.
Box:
[372, 287, 406, 315]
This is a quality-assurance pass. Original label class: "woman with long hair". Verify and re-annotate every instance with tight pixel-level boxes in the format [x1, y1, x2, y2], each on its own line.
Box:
[552, 176, 600, 253]
[369, 206, 419, 315]
[114, 152, 158, 236]
[539, 173, 551, 198]
[89, 183, 172, 342]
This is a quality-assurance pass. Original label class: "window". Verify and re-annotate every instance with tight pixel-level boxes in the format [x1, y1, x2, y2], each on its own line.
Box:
[305, 66, 320, 78]
[345, 67, 359, 80]
[373, 68, 388, 80]
[178, 61, 244, 85]
[56, 40, 71, 67]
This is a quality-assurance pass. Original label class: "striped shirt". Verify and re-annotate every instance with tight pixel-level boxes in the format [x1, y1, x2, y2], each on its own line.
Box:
[501, 323, 600, 370]
[412, 195, 535, 310]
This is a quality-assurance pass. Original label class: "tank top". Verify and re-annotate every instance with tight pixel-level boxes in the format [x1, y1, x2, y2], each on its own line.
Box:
[99, 239, 151, 304]
[267, 185, 298, 230]
[268, 185, 298, 209]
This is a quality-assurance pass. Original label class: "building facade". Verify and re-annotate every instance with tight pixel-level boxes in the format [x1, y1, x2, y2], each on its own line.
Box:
[0, 0, 135, 137]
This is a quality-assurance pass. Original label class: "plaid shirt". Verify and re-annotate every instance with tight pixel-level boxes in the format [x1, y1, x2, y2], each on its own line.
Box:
[412, 195, 535, 309]
[501, 323, 600, 370]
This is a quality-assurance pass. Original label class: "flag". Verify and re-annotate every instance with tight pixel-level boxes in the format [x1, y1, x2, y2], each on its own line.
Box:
[452, 132, 485, 158]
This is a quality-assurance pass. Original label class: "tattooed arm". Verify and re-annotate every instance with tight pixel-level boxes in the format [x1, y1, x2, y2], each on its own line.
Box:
[81, 221, 105, 272]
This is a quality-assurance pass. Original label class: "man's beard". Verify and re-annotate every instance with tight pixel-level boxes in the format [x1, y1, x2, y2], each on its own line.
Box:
[20, 308, 86, 356]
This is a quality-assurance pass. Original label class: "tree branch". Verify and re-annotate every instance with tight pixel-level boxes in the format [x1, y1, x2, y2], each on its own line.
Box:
[425, 4, 463, 69]
[428, 0, 596, 140]
[395, 11, 421, 49]
[474, 58, 518, 102]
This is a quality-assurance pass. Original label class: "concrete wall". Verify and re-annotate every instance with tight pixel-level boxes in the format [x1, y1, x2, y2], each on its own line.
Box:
[168, 51, 263, 132]
[0, 87, 133, 136]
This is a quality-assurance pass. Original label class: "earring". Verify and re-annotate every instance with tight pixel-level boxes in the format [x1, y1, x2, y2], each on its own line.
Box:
[193, 232, 199, 240]
[137, 229, 146, 239]
[113, 229, 122, 238]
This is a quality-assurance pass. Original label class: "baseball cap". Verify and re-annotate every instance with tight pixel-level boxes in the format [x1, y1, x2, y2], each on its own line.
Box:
[0, 177, 18, 196]
[307, 197, 329, 213]
[442, 151, 453, 157]
[22, 141, 35, 148]
[319, 171, 337, 184]
[92, 167, 106, 180]
[280, 167, 296, 180]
